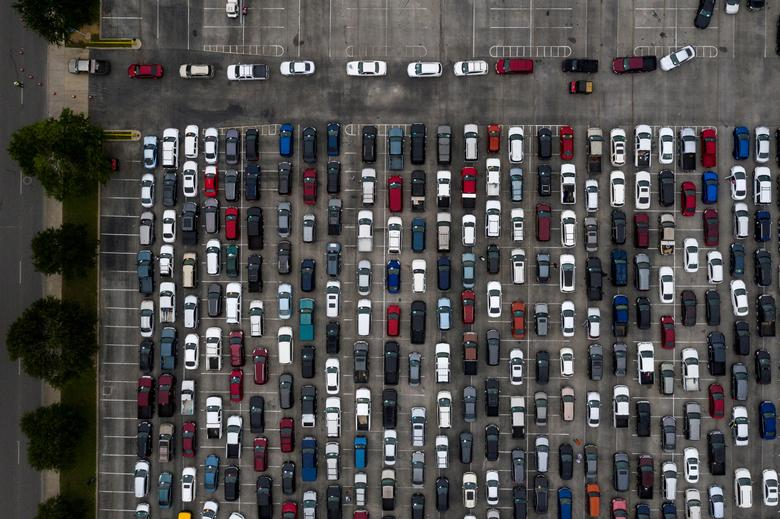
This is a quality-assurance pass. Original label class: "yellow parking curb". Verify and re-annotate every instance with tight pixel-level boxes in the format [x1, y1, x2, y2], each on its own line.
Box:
[103, 130, 141, 141]
[87, 38, 142, 50]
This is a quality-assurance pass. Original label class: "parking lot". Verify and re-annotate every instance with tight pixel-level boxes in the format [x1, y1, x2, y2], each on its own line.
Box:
[90, 0, 780, 518]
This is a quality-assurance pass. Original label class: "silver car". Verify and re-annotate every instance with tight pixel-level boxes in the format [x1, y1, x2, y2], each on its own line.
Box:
[634, 253, 651, 290]
[277, 202, 292, 237]
[356, 260, 371, 296]
[277, 283, 293, 319]
[411, 450, 425, 486]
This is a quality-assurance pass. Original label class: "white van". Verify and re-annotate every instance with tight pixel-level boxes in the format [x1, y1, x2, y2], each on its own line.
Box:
[361, 168, 376, 206]
[356, 299, 372, 336]
[225, 282, 241, 324]
[734, 468, 753, 508]
[133, 460, 151, 498]
[412, 259, 426, 293]
[464, 124, 478, 161]
[184, 124, 199, 158]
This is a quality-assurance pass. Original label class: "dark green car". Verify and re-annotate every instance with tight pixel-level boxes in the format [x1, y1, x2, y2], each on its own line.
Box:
[226, 245, 239, 277]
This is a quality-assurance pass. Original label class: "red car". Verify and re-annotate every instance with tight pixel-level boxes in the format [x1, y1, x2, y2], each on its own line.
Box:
[495, 58, 534, 75]
[487, 124, 501, 153]
[700, 128, 717, 168]
[157, 373, 175, 417]
[702, 209, 719, 246]
[204, 168, 218, 197]
[559, 125, 574, 161]
[386, 304, 401, 336]
[353, 511, 368, 519]
[660, 316, 675, 349]
[610, 56, 657, 74]
[128, 63, 164, 79]
[225, 207, 239, 240]
[229, 330, 244, 367]
[280, 417, 295, 452]
[181, 421, 197, 458]
[462, 290, 476, 324]
[137, 375, 154, 419]
[611, 497, 628, 519]
[282, 502, 298, 519]
[708, 383, 725, 418]
[536, 203, 552, 242]
[229, 369, 244, 402]
[511, 301, 526, 339]
[633, 213, 649, 248]
[253, 347, 268, 385]
[253, 436, 268, 471]
[388, 176, 403, 212]
[303, 168, 317, 205]
[681, 181, 696, 216]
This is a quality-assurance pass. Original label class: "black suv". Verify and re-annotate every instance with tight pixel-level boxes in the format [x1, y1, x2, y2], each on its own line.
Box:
[635, 297, 651, 329]
[247, 208, 263, 250]
[410, 123, 426, 165]
[707, 331, 726, 375]
[537, 129, 552, 159]
[707, 430, 726, 475]
[410, 300, 426, 344]
[705, 289, 720, 326]
[658, 170, 675, 206]
[302, 127, 317, 163]
[384, 341, 400, 385]
[485, 378, 500, 416]
[247, 255, 263, 293]
[382, 388, 398, 429]
[326, 161, 341, 194]
[362, 126, 377, 163]
[245, 164, 260, 201]
[635, 400, 651, 437]
[733, 320, 750, 355]
[326, 321, 340, 354]
[755, 249, 772, 286]
[586, 257, 603, 301]
[163, 169, 177, 207]
[278, 162, 292, 195]
[611, 209, 626, 244]
[245, 128, 258, 161]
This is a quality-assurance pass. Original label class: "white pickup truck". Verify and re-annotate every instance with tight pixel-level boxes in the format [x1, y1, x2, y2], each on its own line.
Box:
[67, 58, 110, 75]
[435, 343, 450, 383]
[158, 282, 175, 323]
[355, 388, 371, 431]
[387, 217, 402, 254]
[180, 380, 195, 416]
[486, 158, 500, 197]
[357, 210, 373, 252]
[325, 397, 341, 438]
[206, 396, 223, 439]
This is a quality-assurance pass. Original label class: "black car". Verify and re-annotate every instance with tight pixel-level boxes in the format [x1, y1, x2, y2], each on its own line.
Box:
[755, 349, 772, 384]
[485, 423, 499, 461]
[707, 430, 726, 475]
[513, 484, 528, 519]
[225, 128, 240, 165]
[224, 465, 240, 501]
[247, 208, 263, 250]
[256, 475, 273, 519]
[410, 300, 426, 344]
[730, 243, 745, 276]
[411, 492, 425, 519]
[353, 341, 369, 383]
[326, 321, 340, 354]
[300, 259, 316, 292]
[733, 320, 750, 355]
[658, 170, 675, 206]
[537, 129, 552, 160]
[437, 256, 451, 290]
[181, 202, 198, 246]
[326, 161, 341, 194]
[162, 169, 177, 207]
[410, 123, 426, 165]
[302, 127, 317, 163]
[139, 338, 154, 373]
[137, 421, 152, 457]
[326, 485, 341, 519]
[362, 125, 377, 163]
[245, 164, 260, 201]
[611, 209, 627, 244]
[278, 162, 292, 195]
[382, 388, 397, 428]
[301, 345, 315, 379]
[486, 244, 500, 274]
[485, 378, 500, 416]
[561, 58, 598, 73]
[207, 283, 222, 317]
[277, 241, 291, 275]
[327, 199, 342, 236]
[281, 461, 295, 495]
[558, 443, 573, 480]
[137, 250, 154, 295]
[486, 329, 500, 366]
[705, 289, 720, 326]
[459, 431, 473, 464]
[533, 474, 548, 513]
[535, 351, 550, 384]
[245, 128, 259, 161]
[384, 341, 400, 385]
[537, 164, 552, 196]
[636, 400, 651, 437]
[249, 396, 265, 433]
[248, 255, 263, 293]
[636, 297, 651, 329]
[707, 332, 727, 376]
[586, 257, 603, 301]
[681, 290, 697, 326]
[694, 0, 715, 29]
[435, 477, 449, 512]
[278, 373, 293, 409]
[748, 0, 765, 8]
[755, 249, 772, 286]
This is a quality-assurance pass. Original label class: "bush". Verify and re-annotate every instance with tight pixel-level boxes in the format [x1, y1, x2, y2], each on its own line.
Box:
[35, 494, 87, 519]
[31, 223, 97, 278]
[21, 403, 85, 471]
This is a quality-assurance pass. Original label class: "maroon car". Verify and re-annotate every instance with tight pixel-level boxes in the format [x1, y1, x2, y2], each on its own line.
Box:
[702, 209, 719, 246]
[253, 347, 268, 385]
[633, 213, 649, 248]
[611, 56, 657, 74]
[495, 58, 534, 75]
[660, 315, 675, 350]
[182, 421, 197, 458]
[137, 375, 155, 419]
[254, 436, 268, 471]
[536, 203, 552, 242]
[280, 417, 295, 453]
[157, 373, 175, 418]
[229, 330, 244, 367]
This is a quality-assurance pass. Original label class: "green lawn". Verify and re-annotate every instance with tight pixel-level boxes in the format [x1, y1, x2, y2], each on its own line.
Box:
[60, 187, 98, 519]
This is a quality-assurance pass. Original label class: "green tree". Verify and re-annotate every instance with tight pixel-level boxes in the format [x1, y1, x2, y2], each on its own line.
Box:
[35, 494, 86, 519]
[6, 297, 97, 388]
[21, 403, 84, 471]
[13, 0, 97, 45]
[31, 223, 97, 278]
[8, 108, 110, 200]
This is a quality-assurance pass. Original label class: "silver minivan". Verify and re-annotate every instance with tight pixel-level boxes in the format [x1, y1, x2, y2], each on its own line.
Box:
[684, 401, 701, 441]
[634, 253, 651, 291]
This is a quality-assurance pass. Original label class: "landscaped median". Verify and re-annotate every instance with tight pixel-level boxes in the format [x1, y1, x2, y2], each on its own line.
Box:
[104, 129, 141, 141]
[87, 38, 142, 49]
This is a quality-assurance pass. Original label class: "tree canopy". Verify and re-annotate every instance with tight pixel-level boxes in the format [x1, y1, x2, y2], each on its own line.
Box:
[6, 297, 97, 388]
[14, 0, 97, 44]
[35, 494, 87, 519]
[8, 108, 110, 200]
[21, 403, 85, 471]
[31, 223, 97, 278]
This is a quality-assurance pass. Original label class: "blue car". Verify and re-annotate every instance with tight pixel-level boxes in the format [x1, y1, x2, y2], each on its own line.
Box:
[610, 249, 628, 287]
[612, 295, 629, 337]
[437, 256, 451, 291]
[557, 487, 572, 519]
[301, 436, 318, 480]
[760, 400, 777, 439]
[204, 454, 220, 492]
[386, 259, 401, 294]
[661, 501, 677, 519]
[354, 435, 367, 469]
[702, 171, 718, 204]
[635, 503, 651, 519]
[755, 210, 771, 242]
[279, 123, 294, 157]
[327, 122, 341, 156]
[733, 126, 750, 160]
[411, 218, 426, 252]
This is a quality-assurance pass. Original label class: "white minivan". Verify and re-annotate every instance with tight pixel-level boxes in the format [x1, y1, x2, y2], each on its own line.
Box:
[225, 282, 241, 324]
[464, 124, 478, 161]
[412, 259, 427, 293]
[206, 239, 221, 275]
[134, 460, 151, 498]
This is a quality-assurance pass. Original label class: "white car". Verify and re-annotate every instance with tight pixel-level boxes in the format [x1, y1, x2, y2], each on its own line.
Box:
[280, 60, 315, 76]
[730, 166, 748, 200]
[226, 64, 268, 80]
[560, 301, 575, 337]
[510, 208, 524, 242]
[346, 60, 387, 76]
[511, 249, 525, 284]
[435, 435, 448, 468]
[485, 200, 501, 238]
[658, 127, 674, 164]
[560, 210, 577, 248]
[733, 202, 749, 238]
[486, 281, 502, 318]
[609, 170, 625, 206]
[226, 0, 238, 17]
[731, 406, 749, 446]
[681, 348, 700, 391]
[462, 214, 477, 247]
[535, 436, 550, 472]
[325, 358, 340, 394]
[463, 472, 478, 509]
[585, 179, 599, 212]
[453, 60, 488, 76]
[508, 126, 524, 163]
[763, 469, 779, 506]
[182, 161, 198, 198]
[387, 216, 402, 253]
[586, 308, 600, 338]
[684, 447, 700, 483]
[204, 127, 218, 164]
[184, 333, 199, 370]
[277, 326, 293, 365]
[384, 430, 397, 466]
[162, 209, 176, 243]
[634, 170, 651, 209]
[634, 124, 653, 167]
[133, 459, 151, 497]
[412, 259, 426, 294]
[709, 485, 726, 518]
[684, 238, 699, 272]
[139, 300, 154, 338]
[725, 0, 739, 13]
[249, 300, 264, 337]
[754, 166, 772, 204]
[559, 347, 575, 377]
[509, 348, 523, 385]
[407, 61, 442, 77]
[205, 239, 220, 275]
[559, 254, 576, 293]
[610, 128, 627, 166]
[735, 468, 753, 509]
[662, 461, 678, 501]
[326, 280, 340, 318]
[586, 391, 600, 427]
[183, 294, 198, 329]
[278, 283, 293, 319]
[140, 173, 155, 208]
[660, 45, 696, 71]
[685, 489, 702, 518]
[708, 251, 724, 283]
[756, 126, 771, 163]
[637, 342, 655, 384]
[181, 467, 196, 503]
[184, 124, 198, 158]
[730, 280, 749, 316]
[485, 470, 499, 506]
